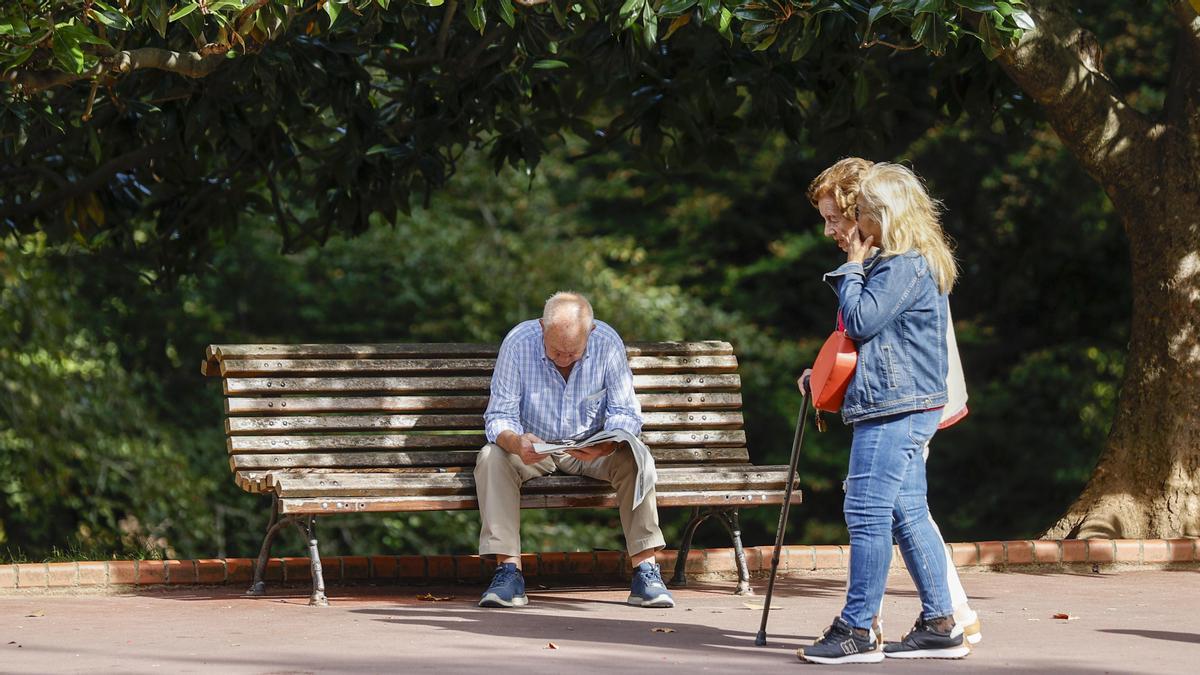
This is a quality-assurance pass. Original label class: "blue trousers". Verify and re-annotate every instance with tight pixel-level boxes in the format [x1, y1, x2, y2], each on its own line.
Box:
[840, 409, 954, 629]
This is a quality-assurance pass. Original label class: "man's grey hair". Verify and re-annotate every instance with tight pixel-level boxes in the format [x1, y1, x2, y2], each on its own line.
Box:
[542, 291, 595, 332]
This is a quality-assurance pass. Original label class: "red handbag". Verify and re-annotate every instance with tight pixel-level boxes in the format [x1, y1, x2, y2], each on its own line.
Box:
[810, 312, 858, 413]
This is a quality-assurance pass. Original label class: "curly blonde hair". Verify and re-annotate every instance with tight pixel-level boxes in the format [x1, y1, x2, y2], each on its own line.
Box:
[807, 157, 875, 220]
[856, 163, 958, 294]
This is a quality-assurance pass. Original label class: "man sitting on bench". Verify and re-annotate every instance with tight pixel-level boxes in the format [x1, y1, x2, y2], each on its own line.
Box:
[474, 291, 675, 609]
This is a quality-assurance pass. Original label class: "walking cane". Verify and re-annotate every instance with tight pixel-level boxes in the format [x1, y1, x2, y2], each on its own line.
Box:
[755, 382, 811, 647]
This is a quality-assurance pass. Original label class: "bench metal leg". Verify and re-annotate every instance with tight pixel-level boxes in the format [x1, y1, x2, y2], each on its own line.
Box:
[669, 506, 753, 595]
[292, 515, 328, 607]
[248, 494, 290, 597]
[714, 508, 754, 596]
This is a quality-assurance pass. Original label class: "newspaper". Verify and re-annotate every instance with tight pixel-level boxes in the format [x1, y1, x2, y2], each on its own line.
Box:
[533, 428, 657, 509]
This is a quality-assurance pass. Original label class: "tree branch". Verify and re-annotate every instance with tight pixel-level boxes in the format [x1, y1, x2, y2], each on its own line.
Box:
[996, 2, 1163, 194]
[1164, 1, 1200, 152]
[437, 0, 459, 59]
[0, 140, 172, 223]
[3, 48, 228, 94]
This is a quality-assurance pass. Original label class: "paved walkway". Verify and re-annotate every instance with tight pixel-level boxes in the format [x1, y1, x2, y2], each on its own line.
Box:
[2, 569, 1197, 673]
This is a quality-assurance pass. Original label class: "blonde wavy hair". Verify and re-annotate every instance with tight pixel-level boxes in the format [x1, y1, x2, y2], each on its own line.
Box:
[807, 157, 874, 220]
[856, 163, 958, 294]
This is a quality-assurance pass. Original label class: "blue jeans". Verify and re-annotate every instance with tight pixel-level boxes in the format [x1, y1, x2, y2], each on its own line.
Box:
[840, 409, 953, 629]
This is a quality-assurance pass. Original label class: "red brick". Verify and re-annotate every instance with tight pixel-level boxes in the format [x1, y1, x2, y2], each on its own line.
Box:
[0, 565, 17, 589]
[1167, 538, 1195, 562]
[539, 552, 569, 577]
[46, 562, 77, 588]
[107, 561, 136, 585]
[77, 562, 108, 587]
[224, 558, 255, 584]
[1113, 539, 1141, 563]
[1061, 539, 1088, 563]
[370, 556, 398, 580]
[264, 558, 285, 582]
[594, 551, 624, 576]
[1006, 541, 1034, 565]
[284, 557, 311, 582]
[165, 559, 197, 585]
[814, 546, 844, 570]
[977, 541, 1005, 565]
[427, 555, 455, 580]
[742, 546, 764, 574]
[1142, 539, 1169, 563]
[519, 553, 539, 578]
[342, 556, 369, 580]
[949, 543, 979, 567]
[565, 552, 596, 576]
[397, 555, 426, 581]
[454, 555, 487, 581]
[654, 550, 677, 572]
[16, 563, 48, 589]
[1033, 540, 1061, 564]
[137, 560, 167, 585]
[1087, 539, 1115, 563]
[780, 546, 812, 572]
[319, 557, 341, 582]
[196, 560, 226, 584]
[705, 548, 738, 573]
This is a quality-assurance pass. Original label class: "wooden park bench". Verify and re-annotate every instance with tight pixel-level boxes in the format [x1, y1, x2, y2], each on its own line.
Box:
[202, 341, 802, 605]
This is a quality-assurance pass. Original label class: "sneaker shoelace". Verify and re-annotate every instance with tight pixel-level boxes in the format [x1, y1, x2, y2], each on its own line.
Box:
[489, 566, 519, 590]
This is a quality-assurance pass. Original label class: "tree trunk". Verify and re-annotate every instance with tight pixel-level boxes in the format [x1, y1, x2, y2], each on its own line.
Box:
[1044, 179, 1200, 539]
[1000, 2, 1200, 538]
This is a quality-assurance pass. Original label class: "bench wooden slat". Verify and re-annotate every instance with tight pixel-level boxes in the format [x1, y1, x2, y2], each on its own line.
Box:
[218, 355, 738, 377]
[272, 466, 793, 497]
[223, 373, 740, 395]
[224, 411, 744, 435]
[277, 487, 802, 514]
[223, 392, 743, 415]
[229, 447, 752, 470]
[207, 341, 734, 363]
[227, 430, 747, 454]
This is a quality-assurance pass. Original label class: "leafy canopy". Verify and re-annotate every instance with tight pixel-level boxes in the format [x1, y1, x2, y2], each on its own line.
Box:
[2, 1, 1027, 275]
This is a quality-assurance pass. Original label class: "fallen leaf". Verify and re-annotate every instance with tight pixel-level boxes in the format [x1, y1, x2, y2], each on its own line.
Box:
[742, 602, 783, 610]
[416, 593, 455, 602]
[1052, 613, 1079, 620]
[25, 610, 44, 618]
[651, 627, 676, 633]
[544, 642, 558, 650]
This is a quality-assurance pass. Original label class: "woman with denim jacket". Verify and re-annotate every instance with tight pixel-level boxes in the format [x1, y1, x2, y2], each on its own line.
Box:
[798, 163, 970, 664]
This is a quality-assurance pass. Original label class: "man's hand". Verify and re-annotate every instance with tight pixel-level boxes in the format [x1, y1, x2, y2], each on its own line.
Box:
[567, 440, 617, 463]
[499, 431, 547, 465]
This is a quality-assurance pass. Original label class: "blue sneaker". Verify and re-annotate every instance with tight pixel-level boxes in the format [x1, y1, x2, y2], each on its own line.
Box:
[478, 562, 528, 608]
[628, 561, 675, 608]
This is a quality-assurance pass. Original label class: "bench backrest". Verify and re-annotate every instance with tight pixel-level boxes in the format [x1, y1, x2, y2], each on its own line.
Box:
[202, 342, 748, 493]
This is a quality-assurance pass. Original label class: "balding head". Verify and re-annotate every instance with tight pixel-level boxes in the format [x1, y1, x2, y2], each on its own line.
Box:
[540, 292, 595, 369]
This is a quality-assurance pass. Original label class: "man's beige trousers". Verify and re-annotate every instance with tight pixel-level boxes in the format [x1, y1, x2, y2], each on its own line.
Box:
[474, 442, 666, 557]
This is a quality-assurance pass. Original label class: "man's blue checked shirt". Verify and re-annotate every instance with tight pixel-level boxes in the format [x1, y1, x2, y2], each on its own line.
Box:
[483, 319, 643, 444]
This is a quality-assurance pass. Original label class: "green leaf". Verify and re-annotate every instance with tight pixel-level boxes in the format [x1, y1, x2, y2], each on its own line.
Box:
[87, 8, 132, 30]
[467, 0, 486, 32]
[325, 0, 343, 25]
[866, 4, 891, 35]
[659, 0, 697, 15]
[497, 0, 516, 28]
[2, 47, 34, 73]
[52, 32, 85, 73]
[1010, 8, 1034, 31]
[641, 1, 657, 48]
[977, 13, 1001, 59]
[532, 59, 569, 69]
[169, 2, 201, 22]
[953, 0, 997, 11]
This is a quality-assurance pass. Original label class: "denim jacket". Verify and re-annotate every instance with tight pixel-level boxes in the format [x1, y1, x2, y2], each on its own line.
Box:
[824, 250, 949, 424]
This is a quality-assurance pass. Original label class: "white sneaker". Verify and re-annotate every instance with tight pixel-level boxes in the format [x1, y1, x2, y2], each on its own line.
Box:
[955, 606, 982, 645]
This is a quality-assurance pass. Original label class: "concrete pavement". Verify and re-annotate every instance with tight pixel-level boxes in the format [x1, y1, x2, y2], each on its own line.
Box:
[2, 569, 1197, 673]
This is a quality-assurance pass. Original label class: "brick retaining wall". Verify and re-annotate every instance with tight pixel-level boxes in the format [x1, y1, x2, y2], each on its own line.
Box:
[2, 539, 1196, 592]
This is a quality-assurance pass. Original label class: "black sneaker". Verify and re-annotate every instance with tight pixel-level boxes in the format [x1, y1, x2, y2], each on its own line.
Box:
[797, 617, 884, 664]
[882, 615, 970, 659]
